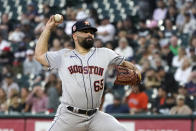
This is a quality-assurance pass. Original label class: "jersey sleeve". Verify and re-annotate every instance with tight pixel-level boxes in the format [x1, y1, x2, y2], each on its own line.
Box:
[102, 48, 125, 65]
[45, 51, 61, 69]
[45, 49, 70, 69]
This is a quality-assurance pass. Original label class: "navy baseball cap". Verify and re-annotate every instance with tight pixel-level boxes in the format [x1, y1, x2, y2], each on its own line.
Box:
[72, 19, 97, 34]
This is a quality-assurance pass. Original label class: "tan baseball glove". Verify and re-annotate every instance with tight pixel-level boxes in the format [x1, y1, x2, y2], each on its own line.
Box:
[114, 65, 141, 85]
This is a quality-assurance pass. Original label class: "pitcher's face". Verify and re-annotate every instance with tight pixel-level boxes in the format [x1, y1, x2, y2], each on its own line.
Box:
[75, 29, 95, 49]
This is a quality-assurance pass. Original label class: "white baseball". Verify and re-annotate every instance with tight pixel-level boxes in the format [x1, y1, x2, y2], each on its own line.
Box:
[54, 14, 62, 22]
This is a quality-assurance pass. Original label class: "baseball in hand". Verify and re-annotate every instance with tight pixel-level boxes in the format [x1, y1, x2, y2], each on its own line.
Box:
[54, 14, 63, 22]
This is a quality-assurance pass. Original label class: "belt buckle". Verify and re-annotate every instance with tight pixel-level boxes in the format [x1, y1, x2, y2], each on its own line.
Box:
[73, 107, 78, 113]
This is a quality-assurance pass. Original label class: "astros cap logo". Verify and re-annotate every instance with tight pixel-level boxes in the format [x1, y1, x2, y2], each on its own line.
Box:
[84, 21, 90, 25]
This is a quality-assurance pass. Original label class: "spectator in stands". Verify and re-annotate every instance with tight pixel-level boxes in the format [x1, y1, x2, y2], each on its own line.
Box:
[8, 24, 25, 43]
[192, 6, 196, 19]
[147, 43, 159, 59]
[184, 0, 194, 12]
[102, 90, 114, 112]
[172, 47, 187, 68]
[53, 27, 70, 44]
[50, 38, 63, 51]
[35, 3, 52, 23]
[0, 88, 8, 112]
[135, 36, 148, 60]
[22, 23, 35, 41]
[114, 37, 134, 58]
[182, 12, 196, 36]
[45, 73, 60, 113]
[105, 93, 129, 114]
[169, 35, 180, 56]
[167, 0, 176, 7]
[147, 48, 167, 71]
[150, 35, 160, 46]
[178, 85, 194, 110]
[64, 8, 76, 36]
[151, 52, 167, 71]
[25, 3, 38, 23]
[161, 42, 174, 67]
[156, 67, 178, 93]
[0, 46, 14, 66]
[105, 64, 116, 90]
[155, 92, 176, 114]
[137, 0, 151, 20]
[176, 6, 187, 28]
[187, 36, 196, 56]
[1, 73, 19, 98]
[174, 57, 192, 85]
[117, 18, 138, 43]
[96, 17, 116, 43]
[140, 59, 151, 76]
[42, 4, 52, 16]
[13, 37, 29, 63]
[166, 6, 178, 25]
[123, 18, 138, 47]
[185, 68, 196, 108]
[76, 8, 88, 20]
[190, 49, 196, 66]
[0, 13, 13, 39]
[0, 33, 10, 54]
[162, 19, 177, 39]
[0, 66, 12, 80]
[94, 39, 103, 48]
[117, 30, 127, 42]
[23, 49, 42, 76]
[170, 94, 192, 115]
[152, 87, 167, 114]
[137, 20, 149, 39]
[34, 14, 50, 35]
[26, 85, 48, 113]
[63, 41, 74, 50]
[8, 88, 19, 100]
[8, 94, 23, 113]
[126, 84, 148, 114]
[88, 8, 99, 26]
[20, 87, 30, 112]
[153, 0, 167, 21]
[144, 68, 161, 89]
[167, 0, 176, 9]
[105, 41, 114, 50]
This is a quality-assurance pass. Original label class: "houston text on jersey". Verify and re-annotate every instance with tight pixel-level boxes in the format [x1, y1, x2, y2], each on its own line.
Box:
[68, 65, 104, 76]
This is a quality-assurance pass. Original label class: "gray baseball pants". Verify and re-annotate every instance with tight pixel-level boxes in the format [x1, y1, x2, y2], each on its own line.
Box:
[48, 104, 128, 131]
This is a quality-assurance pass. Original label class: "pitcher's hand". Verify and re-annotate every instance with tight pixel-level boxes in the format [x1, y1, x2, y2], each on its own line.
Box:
[45, 15, 63, 31]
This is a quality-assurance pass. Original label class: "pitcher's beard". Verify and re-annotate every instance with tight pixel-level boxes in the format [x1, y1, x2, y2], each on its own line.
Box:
[79, 37, 94, 49]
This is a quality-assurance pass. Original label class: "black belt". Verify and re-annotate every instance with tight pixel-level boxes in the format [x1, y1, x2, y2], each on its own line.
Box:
[67, 106, 97, 116]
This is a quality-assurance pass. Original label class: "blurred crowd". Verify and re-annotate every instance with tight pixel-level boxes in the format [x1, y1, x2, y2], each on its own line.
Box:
[0, 0, 196, 115]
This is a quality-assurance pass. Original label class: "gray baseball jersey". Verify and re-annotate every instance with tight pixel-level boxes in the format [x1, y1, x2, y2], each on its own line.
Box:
[46, 47, 124, 110]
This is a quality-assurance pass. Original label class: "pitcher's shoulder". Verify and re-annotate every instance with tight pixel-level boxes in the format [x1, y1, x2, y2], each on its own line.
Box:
[58, 48, 73, 57]
[59, 48, 72, 53]
[96, 47, 113, 53]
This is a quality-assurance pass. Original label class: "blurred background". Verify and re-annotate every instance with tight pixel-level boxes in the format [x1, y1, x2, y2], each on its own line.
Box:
[0, 0, 196, 130]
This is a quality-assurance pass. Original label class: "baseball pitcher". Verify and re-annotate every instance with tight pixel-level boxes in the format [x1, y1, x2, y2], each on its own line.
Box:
[35, 15, 139, 131]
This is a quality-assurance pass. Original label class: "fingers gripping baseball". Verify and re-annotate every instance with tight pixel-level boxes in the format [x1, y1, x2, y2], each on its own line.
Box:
[45, 14, 63, 30]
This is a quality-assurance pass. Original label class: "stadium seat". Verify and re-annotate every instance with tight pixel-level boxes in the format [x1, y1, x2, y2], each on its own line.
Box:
[0, 0, 138, 22]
